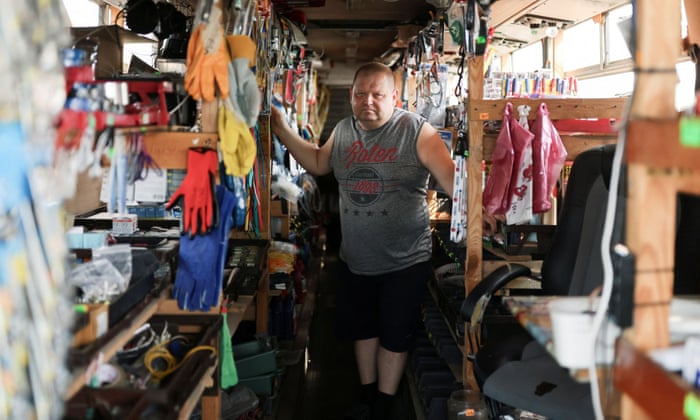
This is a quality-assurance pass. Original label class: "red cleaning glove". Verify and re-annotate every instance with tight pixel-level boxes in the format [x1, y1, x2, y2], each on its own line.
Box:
[166, 148, 219, 237]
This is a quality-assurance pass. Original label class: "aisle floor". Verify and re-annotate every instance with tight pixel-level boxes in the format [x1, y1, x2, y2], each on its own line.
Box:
[291, 245, 419, 420]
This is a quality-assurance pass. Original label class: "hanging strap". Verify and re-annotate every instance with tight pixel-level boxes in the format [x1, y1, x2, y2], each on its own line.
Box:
[450, 126, 468, 243]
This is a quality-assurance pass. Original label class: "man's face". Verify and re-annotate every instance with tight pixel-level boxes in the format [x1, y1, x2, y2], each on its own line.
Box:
[350, 72, 397, 130]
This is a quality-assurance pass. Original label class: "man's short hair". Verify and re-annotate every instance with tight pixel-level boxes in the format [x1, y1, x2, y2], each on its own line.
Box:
[352, 62, 395, 88]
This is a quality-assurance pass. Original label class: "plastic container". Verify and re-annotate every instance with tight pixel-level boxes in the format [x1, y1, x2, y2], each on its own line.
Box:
[232, 339, 278, 379]
[447, 389, 488, 420]
[548, 297, 620, 369]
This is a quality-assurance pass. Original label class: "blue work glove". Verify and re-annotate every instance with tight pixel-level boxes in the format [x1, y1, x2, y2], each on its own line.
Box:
[232, 176, 247, 229]
[219, 161, 248, 230]
[173, 185, 237, 311]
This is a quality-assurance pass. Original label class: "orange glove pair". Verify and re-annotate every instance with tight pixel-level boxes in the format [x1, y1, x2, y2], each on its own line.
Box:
[185, 25, 230, 102]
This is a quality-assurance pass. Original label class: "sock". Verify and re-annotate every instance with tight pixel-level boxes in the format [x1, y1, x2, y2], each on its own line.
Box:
[372, 391, 393, 420]
[359, 382, 378, 405]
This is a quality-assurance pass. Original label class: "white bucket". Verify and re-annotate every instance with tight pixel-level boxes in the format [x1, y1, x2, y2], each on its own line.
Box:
[548, 297, 620, 369]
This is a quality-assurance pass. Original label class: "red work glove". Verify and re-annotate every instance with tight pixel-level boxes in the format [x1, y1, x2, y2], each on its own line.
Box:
[166, 148, 219, 237]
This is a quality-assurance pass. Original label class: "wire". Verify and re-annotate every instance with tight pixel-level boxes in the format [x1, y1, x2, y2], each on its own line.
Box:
[144, 340, 217, 382]
[588, 83, 632, 420]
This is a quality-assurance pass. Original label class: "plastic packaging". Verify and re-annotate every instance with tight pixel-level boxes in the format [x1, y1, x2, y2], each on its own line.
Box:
[530, 103, 567, 213]
[505, 107, 535, 225]
[70, 258, 128, 303]
[92, 244, 133, 286]
[483, 103, 515, 217]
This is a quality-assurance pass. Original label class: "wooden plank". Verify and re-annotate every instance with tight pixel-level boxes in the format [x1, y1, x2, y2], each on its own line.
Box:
[466, 55, 486, 295]
[468, 98, 627, 121]
[143, 131, 218, 169]
[625, 164, 677, 272]
[179, 364, 218, 420]
[614, 336, 690, 420]
[226, 295, 255, 334]
[256, 275, 270, 333]
[621, 1, 682, 418]
[157, 298, 221, 315]
[464, 55, 485, 392]
[630, 0, 680, 120]
[626, 120, 700, 171]
[631, 299, 672, 350]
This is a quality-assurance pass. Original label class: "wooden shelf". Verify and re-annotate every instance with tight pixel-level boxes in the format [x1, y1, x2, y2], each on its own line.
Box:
[66, 288, 168, 400]
[614, 336, 699, 420]
[226, 294, 256, 334]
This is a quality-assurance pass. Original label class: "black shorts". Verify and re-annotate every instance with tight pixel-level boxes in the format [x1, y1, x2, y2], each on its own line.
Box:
[335, 259, 432, 352]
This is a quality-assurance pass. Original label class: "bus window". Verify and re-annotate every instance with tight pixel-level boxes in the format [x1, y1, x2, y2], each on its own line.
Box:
[607, 4, 634, 63]
[577, 73, 633, 98]
[563, 19, 601, 72]
[62, 0, 99, 26]
[511, 42, 544, 73]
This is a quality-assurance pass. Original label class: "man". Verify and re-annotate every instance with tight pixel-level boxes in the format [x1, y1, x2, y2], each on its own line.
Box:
[270, 61, 454, 419]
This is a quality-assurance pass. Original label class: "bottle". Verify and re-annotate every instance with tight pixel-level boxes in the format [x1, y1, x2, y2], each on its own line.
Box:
[447, 388, 489, 420]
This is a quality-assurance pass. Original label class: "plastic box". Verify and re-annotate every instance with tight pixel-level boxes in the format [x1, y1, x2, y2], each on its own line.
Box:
[238, 371, 279, 396]
[233, 339, 278, 379]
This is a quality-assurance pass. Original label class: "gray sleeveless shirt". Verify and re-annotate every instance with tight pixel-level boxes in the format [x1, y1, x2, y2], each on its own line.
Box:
[330, 108, 432, 275]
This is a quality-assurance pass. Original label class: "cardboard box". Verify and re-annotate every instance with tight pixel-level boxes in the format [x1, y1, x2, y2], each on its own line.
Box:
[112, 214, 138, 234]
[72, 304, 109, 347]
[70, 26, 156, 78]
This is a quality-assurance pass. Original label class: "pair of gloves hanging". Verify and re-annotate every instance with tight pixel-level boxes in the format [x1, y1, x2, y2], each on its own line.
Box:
[184, 17, 259, 176]
[163, 147, 231, 310]
[184, 14, 259, 104]
[219, 35, 259, 178]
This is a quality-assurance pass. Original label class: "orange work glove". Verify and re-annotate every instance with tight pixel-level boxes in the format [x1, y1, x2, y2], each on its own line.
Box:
[185, 25, 204, 97]
[185, 24, 230, 102]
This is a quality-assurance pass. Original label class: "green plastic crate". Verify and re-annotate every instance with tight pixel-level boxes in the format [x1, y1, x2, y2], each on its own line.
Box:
[238, 371, 277, 396]
[233, 339, 277, 379]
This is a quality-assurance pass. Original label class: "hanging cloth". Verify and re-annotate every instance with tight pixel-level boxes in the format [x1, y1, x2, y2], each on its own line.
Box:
[220, 301, 239, 389]
[530, 102, 568, 213]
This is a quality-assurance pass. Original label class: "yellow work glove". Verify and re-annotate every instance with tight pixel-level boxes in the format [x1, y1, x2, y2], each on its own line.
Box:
[185, 24, 230, 102]
[218, 105, 257, 177]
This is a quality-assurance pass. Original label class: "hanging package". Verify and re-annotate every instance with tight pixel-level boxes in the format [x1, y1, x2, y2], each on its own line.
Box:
[483, 102, 515, 217]
[504, 107, 535, 225]
[530, 103, 568, 213]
